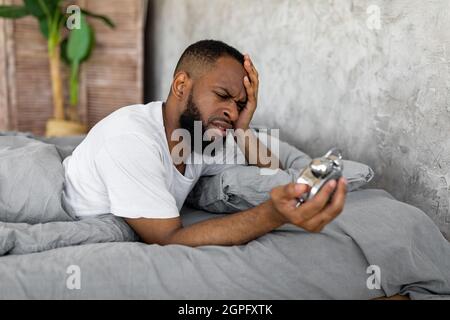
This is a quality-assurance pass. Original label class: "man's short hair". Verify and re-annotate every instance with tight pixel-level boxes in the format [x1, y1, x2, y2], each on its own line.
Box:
[174, 40, 244, 79]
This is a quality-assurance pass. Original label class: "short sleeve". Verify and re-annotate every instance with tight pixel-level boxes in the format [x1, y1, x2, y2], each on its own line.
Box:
[94, 133, 179, 219]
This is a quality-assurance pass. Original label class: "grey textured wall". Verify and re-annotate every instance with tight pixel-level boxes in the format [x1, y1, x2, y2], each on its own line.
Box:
[149, 0, 450, 238]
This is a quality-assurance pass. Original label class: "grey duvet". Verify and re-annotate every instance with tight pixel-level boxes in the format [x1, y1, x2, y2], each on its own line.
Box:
[0, 133, 449, 299]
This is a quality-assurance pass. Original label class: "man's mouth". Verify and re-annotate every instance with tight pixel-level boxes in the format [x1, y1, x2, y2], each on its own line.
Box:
[208, 120, 232, 136]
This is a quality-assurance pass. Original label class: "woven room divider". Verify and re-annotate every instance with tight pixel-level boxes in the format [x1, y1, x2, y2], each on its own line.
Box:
[0, 0, 146, 135]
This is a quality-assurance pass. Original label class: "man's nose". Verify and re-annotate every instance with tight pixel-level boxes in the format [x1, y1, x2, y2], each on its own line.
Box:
[222, 101, 239, 122]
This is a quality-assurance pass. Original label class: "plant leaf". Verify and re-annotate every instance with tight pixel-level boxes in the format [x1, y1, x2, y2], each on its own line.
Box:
[60, 37, 70, 65]
[48, 0, 61, 13]
[80, 8, 115, 28]
[0, 5, 29, 18]
[38, 17, 49, 38]
[24, 0, 61, 19]
[23, 0, 45, 18]
[67, 14, 93, 62]
[66, 14, 95, 106]
[85, 27, 95, 61]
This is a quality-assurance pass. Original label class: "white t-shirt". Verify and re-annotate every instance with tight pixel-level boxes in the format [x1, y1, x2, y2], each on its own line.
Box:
[62, 101, 243, 219]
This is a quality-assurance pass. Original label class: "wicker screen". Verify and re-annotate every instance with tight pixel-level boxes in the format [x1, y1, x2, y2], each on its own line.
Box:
[0, 0, 145, 135]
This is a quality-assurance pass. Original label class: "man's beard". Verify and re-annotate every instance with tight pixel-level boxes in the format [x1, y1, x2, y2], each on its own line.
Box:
[178, 93, 226, 155]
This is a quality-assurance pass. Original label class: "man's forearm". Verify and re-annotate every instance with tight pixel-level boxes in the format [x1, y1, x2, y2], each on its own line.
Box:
[165, 200, 284, 247]
[234, 129, 282, 170]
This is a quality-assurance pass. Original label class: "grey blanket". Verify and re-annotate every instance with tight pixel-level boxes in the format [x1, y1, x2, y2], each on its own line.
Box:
[1, 190, 449, 299]
[0, 133, 449, 299]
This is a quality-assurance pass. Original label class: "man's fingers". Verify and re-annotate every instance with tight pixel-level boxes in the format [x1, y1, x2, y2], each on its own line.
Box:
[243, 76, 256, 104]
[245, 54, 259, 78]
[284, 183, 309, 200]
[244, 55, 259, 94]
[245, 61, 259, 85]
[271, 183, 309, 213]
[318, 177, 347, 219]
[297, 179, 337, 219]
[271, 183, 309, 202]
[271, 178, 347, 233]
[290, 183, 310, 199]
[304, 178, 347, 232]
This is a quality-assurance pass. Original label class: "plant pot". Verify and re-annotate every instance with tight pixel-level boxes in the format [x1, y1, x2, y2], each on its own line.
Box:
[45, 119, 88, 137]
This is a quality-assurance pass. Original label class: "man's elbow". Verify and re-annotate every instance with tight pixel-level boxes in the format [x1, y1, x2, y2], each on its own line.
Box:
[124, 217, 182, 246]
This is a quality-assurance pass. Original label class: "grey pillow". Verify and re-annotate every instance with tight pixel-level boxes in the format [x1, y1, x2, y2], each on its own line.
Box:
[186, 134, 374, 213]
[0, 136, 74, 223]
[36, 135, 86, 160]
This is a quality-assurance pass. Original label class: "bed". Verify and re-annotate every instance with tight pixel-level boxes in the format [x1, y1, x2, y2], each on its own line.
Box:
[0, 132, 449, 299]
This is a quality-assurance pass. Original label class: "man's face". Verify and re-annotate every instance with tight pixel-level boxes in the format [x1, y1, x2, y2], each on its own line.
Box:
[179, 56, 248, 151]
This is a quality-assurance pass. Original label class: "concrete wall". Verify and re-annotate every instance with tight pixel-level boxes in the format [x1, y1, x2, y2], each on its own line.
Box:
[148, 0, 450, 238]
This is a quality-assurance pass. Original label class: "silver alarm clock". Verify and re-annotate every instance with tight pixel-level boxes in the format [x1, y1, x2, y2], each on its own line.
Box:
[296, 148, 344, 207]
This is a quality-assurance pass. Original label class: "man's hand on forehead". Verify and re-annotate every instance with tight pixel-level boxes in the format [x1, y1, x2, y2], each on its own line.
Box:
[244, 54, 259, 99]
[234, 54, 260, 131]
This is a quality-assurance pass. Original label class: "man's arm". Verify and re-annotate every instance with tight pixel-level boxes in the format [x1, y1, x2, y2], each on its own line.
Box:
[235, 128, 282, 170]
[126, 178, 347, 246]
[233, 54, 282, 170]
[125, 200, 281, 246]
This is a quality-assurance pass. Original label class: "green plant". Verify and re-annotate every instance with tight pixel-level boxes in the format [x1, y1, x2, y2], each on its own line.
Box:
[0, 0, 114, 124]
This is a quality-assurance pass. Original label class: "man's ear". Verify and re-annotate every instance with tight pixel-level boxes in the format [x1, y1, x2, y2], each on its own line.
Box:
[171, 71, 191, 100]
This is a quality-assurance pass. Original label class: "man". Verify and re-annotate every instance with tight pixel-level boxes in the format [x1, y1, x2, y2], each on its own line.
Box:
[62, 40, 347, 247]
